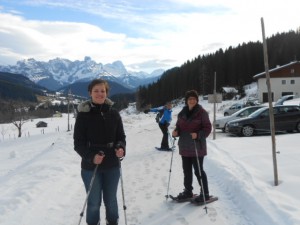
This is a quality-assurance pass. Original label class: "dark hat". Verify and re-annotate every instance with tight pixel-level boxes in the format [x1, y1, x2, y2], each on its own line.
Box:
[185, 90, 199, 104]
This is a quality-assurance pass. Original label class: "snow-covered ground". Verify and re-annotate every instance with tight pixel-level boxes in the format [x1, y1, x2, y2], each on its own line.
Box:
[0, 98, 299, 225]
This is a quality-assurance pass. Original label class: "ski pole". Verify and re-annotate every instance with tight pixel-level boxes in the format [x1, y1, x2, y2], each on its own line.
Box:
[77, 164, 99, 225]
[167, 130, 176, 151]
[165, 135, 176, 200]
[119, 159, 128, 225]
[193, 140, 208, 214]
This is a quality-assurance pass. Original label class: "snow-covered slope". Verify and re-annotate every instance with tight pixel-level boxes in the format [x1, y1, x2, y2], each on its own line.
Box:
[0, 99, 299, 225]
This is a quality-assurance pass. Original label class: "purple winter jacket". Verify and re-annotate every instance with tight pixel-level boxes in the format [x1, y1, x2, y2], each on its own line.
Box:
[175, 104, 212, 157]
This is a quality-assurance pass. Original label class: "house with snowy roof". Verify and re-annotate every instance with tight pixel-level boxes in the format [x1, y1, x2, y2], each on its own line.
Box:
[36, 121, 47, 128]
[253, 61, 300, 102]
[221, 87, 238, 100]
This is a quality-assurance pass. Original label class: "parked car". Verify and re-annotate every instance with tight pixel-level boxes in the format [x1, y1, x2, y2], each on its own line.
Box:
[283, 97, 300, 106]
[223, 103, 244, 116]
[245, 97, 259, 106]
[227, 105, 300, 137]
[275, 95, 295, 106]
[216, 105, 265, 132]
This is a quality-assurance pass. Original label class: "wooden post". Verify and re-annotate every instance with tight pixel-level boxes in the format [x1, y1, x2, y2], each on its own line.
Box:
[261, 17, 279, 186]
[213, 72, 216, 140]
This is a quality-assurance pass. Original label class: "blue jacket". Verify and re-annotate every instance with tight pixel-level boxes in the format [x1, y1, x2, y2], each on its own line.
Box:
[150, 106, 172, 124]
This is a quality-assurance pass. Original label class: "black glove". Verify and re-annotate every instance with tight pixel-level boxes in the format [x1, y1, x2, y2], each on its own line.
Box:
[144, 109, 150, 114]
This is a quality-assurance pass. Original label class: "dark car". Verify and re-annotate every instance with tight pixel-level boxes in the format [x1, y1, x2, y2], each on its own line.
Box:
[227, 105, 300, 137]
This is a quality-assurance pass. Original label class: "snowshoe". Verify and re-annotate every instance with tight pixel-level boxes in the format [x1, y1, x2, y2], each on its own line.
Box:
[190, 195, 218, 205]
[155, 147, 172, 151]
[169, 190, 195, 202]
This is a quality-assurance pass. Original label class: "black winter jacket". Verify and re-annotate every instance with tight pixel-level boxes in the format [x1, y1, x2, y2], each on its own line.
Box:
[73, 99, 126, 170]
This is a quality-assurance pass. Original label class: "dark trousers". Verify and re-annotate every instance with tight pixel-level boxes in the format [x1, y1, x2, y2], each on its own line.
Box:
[181, 156, 209, 195]
[159, 122, 170, 149]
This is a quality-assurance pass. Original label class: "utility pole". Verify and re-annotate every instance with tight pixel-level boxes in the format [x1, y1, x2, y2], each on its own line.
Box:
[67, 89, 71, 132]
[261, 17, 279, 186]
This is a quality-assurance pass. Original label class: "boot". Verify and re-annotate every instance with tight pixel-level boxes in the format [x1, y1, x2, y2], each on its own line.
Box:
[106, 219, 118, 225]
[176, 189, 193, 200]
[194, 193, 210, 203]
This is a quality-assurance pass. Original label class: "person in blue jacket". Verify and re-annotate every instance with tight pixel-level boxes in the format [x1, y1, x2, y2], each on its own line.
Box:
[148, 102, 173, 150]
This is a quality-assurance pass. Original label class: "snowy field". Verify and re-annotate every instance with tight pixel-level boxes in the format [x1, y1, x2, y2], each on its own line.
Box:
[0, 98, 299, 225]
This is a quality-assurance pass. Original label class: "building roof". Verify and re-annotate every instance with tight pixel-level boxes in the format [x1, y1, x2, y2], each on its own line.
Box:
[36, 121, 47, 123]
[222, 87, 238, 93]
[253, 61, 300, 79]
[36, 121, 47, 125]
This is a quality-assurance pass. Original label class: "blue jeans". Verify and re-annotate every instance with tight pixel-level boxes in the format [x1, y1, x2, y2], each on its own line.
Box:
[81, 166, 120, 225]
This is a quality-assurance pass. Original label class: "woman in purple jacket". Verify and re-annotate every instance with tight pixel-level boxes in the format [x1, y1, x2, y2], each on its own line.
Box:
[172, 90, 212, 202]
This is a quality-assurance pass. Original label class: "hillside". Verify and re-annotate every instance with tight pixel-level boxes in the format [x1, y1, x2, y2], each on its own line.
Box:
[136, 30, 300, 107]
[0, 72, 48, 102]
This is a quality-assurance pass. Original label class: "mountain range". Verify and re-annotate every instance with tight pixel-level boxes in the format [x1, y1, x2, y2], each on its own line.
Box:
[0, 57, 164, 97]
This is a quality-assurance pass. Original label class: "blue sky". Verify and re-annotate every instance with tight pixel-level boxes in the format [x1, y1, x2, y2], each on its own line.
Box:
[0, 0, 299, 73]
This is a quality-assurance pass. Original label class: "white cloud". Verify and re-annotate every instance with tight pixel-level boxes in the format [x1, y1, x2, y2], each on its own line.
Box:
[0, 0, 299, 72]
[0, 12, 127, 64]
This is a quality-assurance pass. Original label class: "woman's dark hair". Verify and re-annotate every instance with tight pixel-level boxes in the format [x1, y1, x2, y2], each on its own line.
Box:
[185, 90, 199, 104]
[88, 79, 110, 94]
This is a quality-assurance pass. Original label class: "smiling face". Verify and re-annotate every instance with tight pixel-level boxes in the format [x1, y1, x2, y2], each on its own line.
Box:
[90, 83, 107, 104]
[187, 97, 198, 110]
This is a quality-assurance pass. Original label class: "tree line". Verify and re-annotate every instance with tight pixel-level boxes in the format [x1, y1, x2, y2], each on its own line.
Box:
[136, 30, 300, 110]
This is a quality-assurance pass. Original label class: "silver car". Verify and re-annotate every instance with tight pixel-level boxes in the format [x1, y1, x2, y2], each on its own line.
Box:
[223, 103, 244, 116]
[216, 106, 265, 132]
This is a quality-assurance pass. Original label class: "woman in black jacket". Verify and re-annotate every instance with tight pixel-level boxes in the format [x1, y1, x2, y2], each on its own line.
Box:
[74, 79, 126, 225]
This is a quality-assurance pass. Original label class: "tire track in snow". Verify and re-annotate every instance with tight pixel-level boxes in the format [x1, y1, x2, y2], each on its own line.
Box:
[206, 139, 289, 225]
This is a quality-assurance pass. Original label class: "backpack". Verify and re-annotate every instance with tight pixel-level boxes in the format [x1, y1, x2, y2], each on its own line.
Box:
[155, 109, 164, 123]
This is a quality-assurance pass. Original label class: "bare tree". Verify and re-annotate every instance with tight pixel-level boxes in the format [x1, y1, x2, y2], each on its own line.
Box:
[12, 119, 27, 137]
[10, 103, 30, 138]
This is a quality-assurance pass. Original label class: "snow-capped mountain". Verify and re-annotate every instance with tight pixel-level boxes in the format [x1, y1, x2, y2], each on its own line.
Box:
[0, 57, 163, 91]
